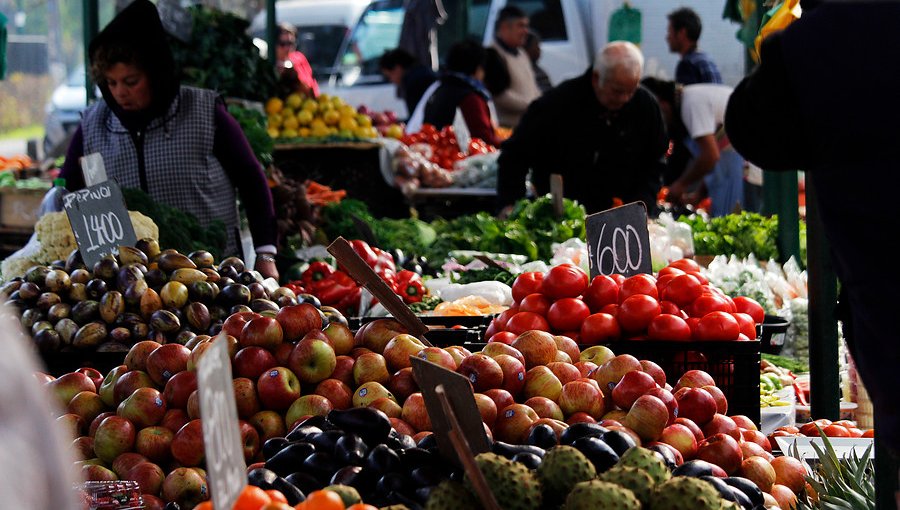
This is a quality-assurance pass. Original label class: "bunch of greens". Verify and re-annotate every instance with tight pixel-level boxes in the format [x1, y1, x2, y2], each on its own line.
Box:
[452, 267, 517, 286]
[227, 104, 273, 166]
[761, 353, 809, 374]
[169, 6, 277, 102]
[679, 212, 780, 260]
[122, 188, 226, 260]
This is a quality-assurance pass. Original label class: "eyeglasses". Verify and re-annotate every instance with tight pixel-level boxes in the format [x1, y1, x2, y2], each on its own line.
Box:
[278, 40, 294, 47]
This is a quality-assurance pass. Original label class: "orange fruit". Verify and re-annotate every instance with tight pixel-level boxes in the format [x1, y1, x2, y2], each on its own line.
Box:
[265, 491, 289, 504]
[305, 490, 345, 510]
[233, 486, 272, 510]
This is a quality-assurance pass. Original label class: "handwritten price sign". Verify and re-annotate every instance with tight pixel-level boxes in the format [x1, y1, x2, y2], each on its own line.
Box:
[586, 202, 652, 278]
[197, 334, 247, 509]
[63, 181, 137, 268]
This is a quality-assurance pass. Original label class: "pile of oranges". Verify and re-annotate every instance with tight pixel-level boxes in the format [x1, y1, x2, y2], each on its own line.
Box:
[264, 93, 378, 140]
[192, 485, 378, 510]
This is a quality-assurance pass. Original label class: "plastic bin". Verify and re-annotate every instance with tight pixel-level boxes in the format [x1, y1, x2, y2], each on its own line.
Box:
[758, 314, 790, 354]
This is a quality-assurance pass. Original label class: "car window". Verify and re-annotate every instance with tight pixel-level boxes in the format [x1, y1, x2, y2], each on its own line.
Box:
[338, 0, 404, 83]
[506, 0, 567, 41]
[296, 25, 351, 74]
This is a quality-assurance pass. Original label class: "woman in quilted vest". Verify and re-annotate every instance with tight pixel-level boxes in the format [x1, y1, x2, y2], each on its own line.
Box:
[59, 0, 278, 279]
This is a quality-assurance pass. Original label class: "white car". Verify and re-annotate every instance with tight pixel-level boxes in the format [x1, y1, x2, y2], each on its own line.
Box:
[43, 67, 98, 158]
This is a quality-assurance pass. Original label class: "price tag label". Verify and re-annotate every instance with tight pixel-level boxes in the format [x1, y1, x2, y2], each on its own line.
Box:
[63, 181, 137, 268]
[197, 334, 247, 510]
[586, 201, 652, 278]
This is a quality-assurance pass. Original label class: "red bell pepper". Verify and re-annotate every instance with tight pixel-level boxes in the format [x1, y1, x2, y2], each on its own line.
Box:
[335, 286, 362, 316]
[284, 281, 306, 295]
[315, 271, 358, 305]
[395, 270, 426, 304]
[372, 247, 396, 273]
[350, 240, 378, 268]
[301, 261, 335, 290]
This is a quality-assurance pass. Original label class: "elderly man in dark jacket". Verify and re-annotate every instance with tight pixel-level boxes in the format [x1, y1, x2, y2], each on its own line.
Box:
[496, 41, 668, 214]
[726, 2, 900, 504]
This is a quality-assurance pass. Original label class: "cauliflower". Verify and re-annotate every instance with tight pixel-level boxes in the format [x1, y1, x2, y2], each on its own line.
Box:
[1, 211, 158, 281]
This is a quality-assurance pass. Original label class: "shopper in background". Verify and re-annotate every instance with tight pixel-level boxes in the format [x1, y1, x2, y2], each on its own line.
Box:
[524, 30, 552, 93]
[416, 40, 500, 147]
[666, 7, 722, 85]
[59, 0, 278, 279]
[0, 305, 79, 510]
[496, 41, 667, 215]
[275, 23, 320, 98]
[642, 77, 743, 217]
[379, 48, 437, 118]
[486, 6, 541, 128]
[725, 1, 900, 490]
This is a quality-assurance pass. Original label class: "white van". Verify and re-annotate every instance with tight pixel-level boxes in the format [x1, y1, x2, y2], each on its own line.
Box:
[251, 0, 746, 118]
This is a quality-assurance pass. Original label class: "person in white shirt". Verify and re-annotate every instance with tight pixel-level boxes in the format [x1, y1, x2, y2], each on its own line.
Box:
[486, 6, 541, 128]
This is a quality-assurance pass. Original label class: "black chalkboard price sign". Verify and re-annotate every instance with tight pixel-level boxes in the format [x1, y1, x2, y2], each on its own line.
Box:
[63, 181, 138, 268]
[586, 201, 652, 278]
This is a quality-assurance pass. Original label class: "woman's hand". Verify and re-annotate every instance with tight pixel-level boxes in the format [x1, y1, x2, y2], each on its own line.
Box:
[255, 253, 279, 281]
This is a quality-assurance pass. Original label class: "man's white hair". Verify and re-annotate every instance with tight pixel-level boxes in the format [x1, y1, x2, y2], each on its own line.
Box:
[594, 41, 644, 84]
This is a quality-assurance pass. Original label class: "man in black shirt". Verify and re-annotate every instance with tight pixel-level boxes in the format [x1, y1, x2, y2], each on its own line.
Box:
[496, 41, 668, 214]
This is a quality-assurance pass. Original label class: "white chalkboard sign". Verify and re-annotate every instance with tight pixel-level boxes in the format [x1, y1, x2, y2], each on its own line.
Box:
[63, 181, 137, 268]
[197, 334, 247, 510]
[586, 201, 652, 278]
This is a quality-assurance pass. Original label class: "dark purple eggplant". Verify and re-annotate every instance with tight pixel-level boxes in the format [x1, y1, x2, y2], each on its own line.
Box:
[262, 437, 291, 461]
[272, 476, 306, 505]
[416, 433, 437, 450]
[286, 424, 323, 442]
[385, 430, 416, 451]
[335, 434, 369, 465]
[365, 444, 402, 474]
[247, 467, 279, 490]
[285, 472, 321, 495]
[600, 429, 637, 456]
[303, 452, 341, 484]
[308, 429, 344, 455]
[526, 423, 558, 449]
[723, 477, 764, 507]
[265, 442, 316, 477]
[328, 407, 392, 446]
[560, 422, 608, 445]
[329, 465, 378, 496]
[397, 448, 437, 472]
[376, 472, 408, 496]
[646, 443, 678, 470]
[673, 459, 728, 478]
[571, 436, 619, 473]
[512, 452, 543, 469]
[700, 475, 739, 502]
[410, 466, 442, 487]
[491, 441, 546, 459]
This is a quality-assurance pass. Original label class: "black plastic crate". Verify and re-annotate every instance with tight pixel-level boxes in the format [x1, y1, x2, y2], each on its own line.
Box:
[758, 315, 790, 355]
[353, 315, 492, 344]
[41, 351, 128, 377]
[591, 340, 761, 426]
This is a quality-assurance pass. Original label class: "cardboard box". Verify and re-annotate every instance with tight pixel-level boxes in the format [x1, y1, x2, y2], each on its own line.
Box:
[0, 187, 44, 229]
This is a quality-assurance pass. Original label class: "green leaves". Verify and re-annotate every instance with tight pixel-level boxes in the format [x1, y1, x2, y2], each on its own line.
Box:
[794, 426, 875, 510]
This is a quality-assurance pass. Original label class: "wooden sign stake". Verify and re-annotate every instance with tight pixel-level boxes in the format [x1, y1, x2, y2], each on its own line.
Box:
[327, 237, 431, 344]
[550, 173, 564, 219]
[435, 385, 502, 510]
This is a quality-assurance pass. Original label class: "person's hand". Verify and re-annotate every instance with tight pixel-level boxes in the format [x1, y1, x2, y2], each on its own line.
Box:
[255, 253, 279, 281]
[667, 180, 688, 204]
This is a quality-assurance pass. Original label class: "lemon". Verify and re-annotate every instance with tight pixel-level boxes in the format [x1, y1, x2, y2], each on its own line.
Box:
[281, 128, 298, 138]
[310, 118, 327, 131]
[323, 110, 341, 126]
[286, 93, 303, 109]
[386, 124, 404, 139]
[338, 117, 359, 131]
[267, 113, 283, 129]
[297, 110, 314, 126]
[265, 97, 283, 115]
[298, 127, 311, 137]
[311, 125, 329, 138]
[339, 105, 357, 118]
[318, 93, 331, 104]
[267, 128, 280, 138]
[338, 128, 355, 139]
[356, 114, 373, 128]
[282, 115, 300, 131]
[302, 99, 318, 113]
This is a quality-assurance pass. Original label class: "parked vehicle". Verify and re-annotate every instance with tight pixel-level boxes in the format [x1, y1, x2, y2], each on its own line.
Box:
[43, 66, 94, 157]
[252, 0, 747, 118]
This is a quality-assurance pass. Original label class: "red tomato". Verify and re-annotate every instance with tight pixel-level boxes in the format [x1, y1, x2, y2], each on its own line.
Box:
[619, 274, 658, 302]
[512, 272, 544, 303]
[690, 294, 733, 318]
[505, 312, 550, 335]
[657, 266, 687, 278]
[861, 429, 874, 438]
[494, 309, 517, 329]
[737, 333, 751, 341]
[688, 271, 709, 285]
[655, 274, 676, 296]
[659, 300, 683, 316]
[732, 312, 758, 339]
[686, 317, 701, 337]
[822, 425, 851, 437]
[542, 264, 589, 300]
[647, 314, 692, 341]
[662, 274, 703, 307]
[583, 275, 619, 312]
[695, 311, 741, 341]
[518, 293, 551, 316]
[580, 313, 621, 344]
[600, 303, 619, 317]
[668, 258, 701, 273]
[617, 294, 661, 333]
[733, 296, 765, 323]
[488, 331, 518, 345]
[610, 274, 626, 286]
[547, 298, 591, 332]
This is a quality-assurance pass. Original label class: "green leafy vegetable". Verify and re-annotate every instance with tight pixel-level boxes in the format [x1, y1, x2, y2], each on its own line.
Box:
[452, 267, 517, 286]
[762, 353, 809, 374]
[678, 212, 806, 262]
[227, 104, 273, 166]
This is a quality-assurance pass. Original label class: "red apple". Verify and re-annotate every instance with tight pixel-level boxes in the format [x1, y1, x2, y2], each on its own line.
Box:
[661, 423, 699, 460]
[607, 425, 642, 446]
[161, 467, 209, 509]
[99, 365, 129, 407]
[331, 355, 356, 387]
[523, 366, 562, 401]
[483, 388, 515, 414]
[574, 361, 599, 378]
[674, 370, 716, 391]
[674, 417, 705, 444]
[124, 341, 162, 372]
[481, 343, 526, 366]
[592, 354, 642, 396]
[702, 385, 728, 415]
[494, 404, 538, 443]
[443, 346, 473, 367]
[171, 419, 205, 467]
[388, 367, 418, 403]
[117, 387, 167, 428]
[383, 334, 427, 371]
[232, 378, 261, 419]
[187, 342, 214, 372]
[89, 412, 115, 437]
[233, 347, 278, 380]
[160, 409, 190, 434]
[623, 394, 669, 442]
[389, 418, 416, 437]
[702, 414, 741, 441]
[473, 393, 498, 428]
[697, 433, 743, 474]
[222, 311, 260, 339]
[186, 391, 200, 420]
[288, 337, 336, 384]
[741, 428, 772, 452]
[71, 435, 95, 460]
[285, 395, 333, 427]
[458, 353, 504, 392]
[740, 440, 774, 462]
[257, 367, 302, 410]
[67, 391, 105, 425]
[275, 303, 322, 341]
[76, 367, 104, 392]
[323, 322, 356, 356]
[731, 415, 757, 431]
[674, 387, 717, 426]
[553, 335, 580, 364]
[273, 342, 293, 367]
[524, 396, 564, 420]
[111, 452, 147, 478]
[546, 361, 581, 385]
[771, 456, 807, 494]
[127, 461, 165, 495]
[487, 331, 517, 345]
[639, 360, 666, 387]
[82, 464, 118, 482]
[141, 494, 165, 510]
[604, 409, 628, 422]
[492, 354, 526, 396]
[579, 345, 616, 365]
[93, 416, 136, 463]
[401, 392, 432, 432]
[369, 397, 402, 418]
[353, 352, 390, 386]
[357, 319, 406, 353]
[314, 379, 353, 410]
[645, 387, 677, 425]
[770, 484, 798, 510]
[162, 370, 197, 410]
[135, 425, 174, 464]
[568, 412, 599, 425]
[511, 330, 558, 368]
[416, 347, 457, 371]
[249, 410, 286, 442]
[559, 379, 606, 418]
[146, 343, 190, 386]
[47, 372, 96, 409]
[352, 382, 395, 408]
[113, 370, 155, 405]
[240, 316, 284, 351]
[238, 419, 261, 462]
[612, 370, 659, 410]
